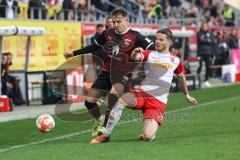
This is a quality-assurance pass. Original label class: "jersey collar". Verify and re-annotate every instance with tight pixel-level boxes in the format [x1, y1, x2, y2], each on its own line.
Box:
[156, 51, 170, 55]
[115, 28, 130, 35]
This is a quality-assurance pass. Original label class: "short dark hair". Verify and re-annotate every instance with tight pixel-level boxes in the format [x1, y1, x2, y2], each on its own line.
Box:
[2, 52, 12, 56]
[157, 28, 173, 41]
[96, 24, 104, 29]
[111, 7, 128, 17]
[106, 15, 112, 20]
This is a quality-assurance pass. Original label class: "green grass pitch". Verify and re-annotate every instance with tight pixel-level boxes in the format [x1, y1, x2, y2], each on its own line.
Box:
[0, 84, 240, 160]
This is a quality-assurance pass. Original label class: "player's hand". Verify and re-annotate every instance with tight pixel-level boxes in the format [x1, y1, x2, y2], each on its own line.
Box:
[64, 52, 74, 59]
[131, 47, 144, 61]
[185, 95, 198, 105]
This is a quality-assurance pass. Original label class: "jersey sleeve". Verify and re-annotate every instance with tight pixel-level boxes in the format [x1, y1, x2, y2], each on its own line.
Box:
[94, 30, 106, 47]
[174, 59, 185, 75]
[141, 50, 152, 62]
[136, 34, 155, 50]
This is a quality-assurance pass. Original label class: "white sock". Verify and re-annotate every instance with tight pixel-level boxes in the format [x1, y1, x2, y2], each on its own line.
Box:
[104, 101, 125, 137]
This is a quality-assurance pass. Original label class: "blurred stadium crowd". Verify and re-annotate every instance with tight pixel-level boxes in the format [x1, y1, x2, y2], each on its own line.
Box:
[0, 0, 237, 26]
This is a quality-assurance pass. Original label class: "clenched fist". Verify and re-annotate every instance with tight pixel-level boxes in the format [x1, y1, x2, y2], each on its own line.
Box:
[131, 47, 144, 61]
[64, 52, 74, 59]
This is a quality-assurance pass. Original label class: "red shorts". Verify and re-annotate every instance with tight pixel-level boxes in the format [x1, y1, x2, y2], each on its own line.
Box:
[131, 89, 166, 125]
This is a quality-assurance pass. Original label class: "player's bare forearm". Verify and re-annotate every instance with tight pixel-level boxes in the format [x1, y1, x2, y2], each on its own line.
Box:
[177, 74, 189, 96]
[177, 74, 198, 105]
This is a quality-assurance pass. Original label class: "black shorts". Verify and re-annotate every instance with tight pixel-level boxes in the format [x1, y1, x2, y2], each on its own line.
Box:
[91, 70, 130, 94]
[91, 71, 112, 93]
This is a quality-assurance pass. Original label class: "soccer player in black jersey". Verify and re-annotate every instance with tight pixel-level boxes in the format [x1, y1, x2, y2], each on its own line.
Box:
[64, 8, 155, 137]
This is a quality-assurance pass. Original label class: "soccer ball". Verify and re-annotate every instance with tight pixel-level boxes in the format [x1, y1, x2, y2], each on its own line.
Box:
[36, 114, 55, 132]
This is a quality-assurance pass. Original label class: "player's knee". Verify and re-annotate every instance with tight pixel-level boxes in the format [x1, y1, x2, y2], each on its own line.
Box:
[143, 132, 154, 140]
[143, 131, 155, 141]
[143, 123, 157, 141]
[118, 98, 128, 107]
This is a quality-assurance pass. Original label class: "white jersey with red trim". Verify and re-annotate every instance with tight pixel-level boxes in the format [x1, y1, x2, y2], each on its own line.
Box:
[139, 50, 185, 104]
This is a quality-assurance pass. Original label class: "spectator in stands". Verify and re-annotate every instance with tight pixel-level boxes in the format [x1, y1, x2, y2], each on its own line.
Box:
[222, 4, 235, 26]
[1, 53, 13, 100]
[90, 24, 104, 44]
[1, 52, 26, 105]
[0, 0, 20, 19]
[105, 15, 113, 29]
[162, 0, 171, 18]
[221, 30, 230, 64]
[203, 7, 211, 21]
[193, 0, 201, 8]
[197, 22, 214, 87]
[142, 3, 151, 19]
[211, 29, 221, 58]
[28, 0, 47, 19]
[170, 4, 185, 19]
[210, 1, 221, 19]
[172, 37, 191, 74]
[207, 11, 220, 27]
[62, 0, 75, 20]
[226, 29, 239, 49]
[169, 0, 181, 7]
[149, 0, 164, 19]
[7, 53, 26, 105]
[211, 29, 222, 78]
[47, 0, 61, 19]
[201, 0, 211, 9]
[6, 52, 26, 105]
[186, 2, 198, 18]
[77, 1, 96, 21]
[76, 0, 88, 21]
[213, 30, 228, 78]
[91, 0, 111, 13]
[123, 0, 131, 12]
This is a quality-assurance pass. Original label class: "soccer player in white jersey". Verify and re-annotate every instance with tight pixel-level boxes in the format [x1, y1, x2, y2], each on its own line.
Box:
[90, 28, 198, 144]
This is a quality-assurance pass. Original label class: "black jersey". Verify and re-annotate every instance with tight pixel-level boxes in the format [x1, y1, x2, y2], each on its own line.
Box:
[93, 28, 154, 72]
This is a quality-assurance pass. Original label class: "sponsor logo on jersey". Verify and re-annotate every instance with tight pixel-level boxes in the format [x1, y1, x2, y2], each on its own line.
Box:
[153, 61, 173, 69]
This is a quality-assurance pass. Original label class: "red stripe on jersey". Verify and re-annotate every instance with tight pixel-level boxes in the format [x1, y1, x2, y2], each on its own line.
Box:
[174, 59, 185, 75]
[142, 50, 153, 62]
[169, 53, 186, 75]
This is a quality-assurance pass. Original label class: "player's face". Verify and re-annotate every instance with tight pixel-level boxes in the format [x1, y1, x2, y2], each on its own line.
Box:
[2, 55, 8, 65]
[155, 33, 171, 53]
[7, 55, 12, 65]
[202, 23, 208, 31]
[97, 27, 104, 34]
[112, 15, 128, 33]
[106, 18, 113, 28]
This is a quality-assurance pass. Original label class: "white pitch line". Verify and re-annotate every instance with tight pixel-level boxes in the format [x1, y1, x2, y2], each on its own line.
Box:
[0, 120, 137, 154]
[0, 130, 91, 153]
[169, 96, 240, 113]
[0, 96, 239, 153]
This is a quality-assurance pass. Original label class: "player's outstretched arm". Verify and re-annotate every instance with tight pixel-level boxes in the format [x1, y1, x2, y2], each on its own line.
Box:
[131, 47, 144, 61]
[177, 74, 198, 105]
[64, 44, 101, 59]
